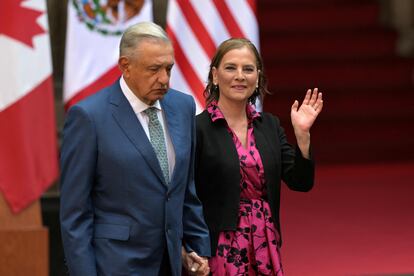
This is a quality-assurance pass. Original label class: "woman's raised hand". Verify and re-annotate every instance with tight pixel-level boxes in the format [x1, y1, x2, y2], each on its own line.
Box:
[291, 88, 323, 135]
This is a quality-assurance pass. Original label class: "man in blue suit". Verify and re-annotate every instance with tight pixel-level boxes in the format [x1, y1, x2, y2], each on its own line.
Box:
[60, 22, 211, 276]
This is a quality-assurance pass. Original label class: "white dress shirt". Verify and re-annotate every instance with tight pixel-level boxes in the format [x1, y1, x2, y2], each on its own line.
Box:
[120, 77, 175, 181]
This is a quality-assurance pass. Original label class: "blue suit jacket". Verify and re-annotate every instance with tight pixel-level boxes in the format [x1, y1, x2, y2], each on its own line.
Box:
[60, 81, 211, 276]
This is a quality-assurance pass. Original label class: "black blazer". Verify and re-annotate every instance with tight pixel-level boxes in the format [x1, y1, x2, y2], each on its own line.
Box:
[195, 110, 315, 254]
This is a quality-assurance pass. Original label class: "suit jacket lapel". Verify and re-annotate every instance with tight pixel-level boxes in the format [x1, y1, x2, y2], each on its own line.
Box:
[254, 117, 277, 187]
[160, 96, 180, 185]
[109, 85, 166, 185]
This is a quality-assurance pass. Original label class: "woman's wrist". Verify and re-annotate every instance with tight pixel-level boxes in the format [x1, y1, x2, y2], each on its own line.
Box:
[295, 131, 311, 159]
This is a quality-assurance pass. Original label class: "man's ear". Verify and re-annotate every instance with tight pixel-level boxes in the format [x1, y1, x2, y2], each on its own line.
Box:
[118, 56, 129, 74]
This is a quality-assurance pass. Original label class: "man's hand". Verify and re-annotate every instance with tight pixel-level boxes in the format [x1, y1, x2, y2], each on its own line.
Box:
[182, 247, 210, 276]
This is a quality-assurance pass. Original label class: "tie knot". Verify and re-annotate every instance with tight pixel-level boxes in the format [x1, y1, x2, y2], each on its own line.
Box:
[144, 107, 158, 121]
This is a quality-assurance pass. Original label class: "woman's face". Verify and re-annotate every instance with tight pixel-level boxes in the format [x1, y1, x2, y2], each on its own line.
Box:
[212, 46, 258, 105]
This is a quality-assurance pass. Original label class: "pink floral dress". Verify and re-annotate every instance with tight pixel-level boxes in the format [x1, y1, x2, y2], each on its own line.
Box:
[207, 102, 284, 276]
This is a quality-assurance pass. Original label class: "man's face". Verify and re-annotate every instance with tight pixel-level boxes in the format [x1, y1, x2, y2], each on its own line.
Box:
[119, 39, 174, 105]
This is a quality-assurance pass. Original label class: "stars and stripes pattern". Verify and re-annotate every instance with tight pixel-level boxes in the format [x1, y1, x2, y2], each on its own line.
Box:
[166, 0, 259, 112]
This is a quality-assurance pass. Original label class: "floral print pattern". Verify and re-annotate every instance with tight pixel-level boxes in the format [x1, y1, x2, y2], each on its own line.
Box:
[207, 102, 283, 276]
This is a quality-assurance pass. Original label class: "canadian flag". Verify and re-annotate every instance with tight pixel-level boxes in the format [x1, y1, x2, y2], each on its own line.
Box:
[166, 0, 260, 112]
[0, 0, 58, 213]
[64, 0, 153, 109]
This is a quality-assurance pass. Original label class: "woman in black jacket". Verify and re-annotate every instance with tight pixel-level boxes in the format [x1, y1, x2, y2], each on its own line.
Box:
[195, 38, 323, 275]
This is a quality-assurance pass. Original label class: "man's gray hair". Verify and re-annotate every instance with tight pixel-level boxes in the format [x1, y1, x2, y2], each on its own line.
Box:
[119, 21, 171, 57]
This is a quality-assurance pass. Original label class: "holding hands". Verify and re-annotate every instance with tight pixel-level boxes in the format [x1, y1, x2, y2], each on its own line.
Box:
[182, 247, 210, 276]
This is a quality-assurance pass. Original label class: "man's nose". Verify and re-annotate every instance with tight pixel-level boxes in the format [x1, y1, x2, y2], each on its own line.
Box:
[158, 69, 170, 84]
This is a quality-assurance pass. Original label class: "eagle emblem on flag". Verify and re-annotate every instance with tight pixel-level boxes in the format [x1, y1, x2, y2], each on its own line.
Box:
[72, 0, 145, 35]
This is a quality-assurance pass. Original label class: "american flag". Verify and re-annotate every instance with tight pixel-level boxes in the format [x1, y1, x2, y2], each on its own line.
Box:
[166, 0, 259, 112]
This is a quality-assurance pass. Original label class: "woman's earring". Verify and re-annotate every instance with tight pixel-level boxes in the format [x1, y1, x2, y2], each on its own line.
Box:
[210, 83, 217, 93]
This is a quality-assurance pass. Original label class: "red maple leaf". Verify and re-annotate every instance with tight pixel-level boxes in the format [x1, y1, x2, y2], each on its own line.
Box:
[0, 0, 45, 48]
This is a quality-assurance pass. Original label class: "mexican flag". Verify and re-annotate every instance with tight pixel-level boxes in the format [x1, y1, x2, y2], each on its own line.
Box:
[63, 0, 153, 109]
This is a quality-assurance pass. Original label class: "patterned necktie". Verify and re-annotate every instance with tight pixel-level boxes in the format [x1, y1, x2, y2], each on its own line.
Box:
[144, 107, 169, 184]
